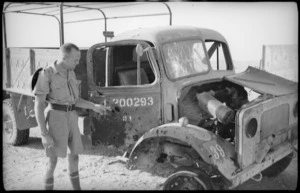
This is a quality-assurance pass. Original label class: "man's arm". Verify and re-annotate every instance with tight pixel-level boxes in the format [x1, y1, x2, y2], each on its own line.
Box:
[75, 98, 111, 113]
[35, 94, 54, 148]
[34, 94, 48, 135]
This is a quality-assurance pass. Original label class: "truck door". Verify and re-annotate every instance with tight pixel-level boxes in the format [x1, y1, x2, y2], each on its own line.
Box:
[86, 41, 161, 148]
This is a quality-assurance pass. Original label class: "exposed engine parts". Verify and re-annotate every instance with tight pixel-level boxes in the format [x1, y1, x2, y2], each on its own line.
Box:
[180, 81, 249, 143]
[196, 91, 235, 125]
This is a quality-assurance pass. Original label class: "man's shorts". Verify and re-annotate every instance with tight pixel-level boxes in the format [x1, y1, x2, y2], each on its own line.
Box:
[45, 108, 84, 157]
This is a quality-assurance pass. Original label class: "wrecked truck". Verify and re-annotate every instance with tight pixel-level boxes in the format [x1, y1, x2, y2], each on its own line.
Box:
[110, 26, 298, 190]
[2, 3, 298, 189]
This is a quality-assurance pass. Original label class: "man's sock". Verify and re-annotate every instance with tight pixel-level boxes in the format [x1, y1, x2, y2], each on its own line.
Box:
[69, 171, 81, 190]
[44, 176, 54, 190]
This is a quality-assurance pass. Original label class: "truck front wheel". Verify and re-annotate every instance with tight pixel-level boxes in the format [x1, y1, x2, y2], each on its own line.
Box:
[163, 169, 212, 190]
[3, 99, 29, 146]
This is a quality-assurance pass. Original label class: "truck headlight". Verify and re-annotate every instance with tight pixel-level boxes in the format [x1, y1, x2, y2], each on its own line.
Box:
[246, 118, 257, 138]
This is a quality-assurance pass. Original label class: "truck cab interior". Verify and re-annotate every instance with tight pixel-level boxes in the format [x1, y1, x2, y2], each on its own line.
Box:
[93, 45, 156, 87]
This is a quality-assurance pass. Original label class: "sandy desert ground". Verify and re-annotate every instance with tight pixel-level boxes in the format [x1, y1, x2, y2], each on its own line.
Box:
[2, 125, 298, 191]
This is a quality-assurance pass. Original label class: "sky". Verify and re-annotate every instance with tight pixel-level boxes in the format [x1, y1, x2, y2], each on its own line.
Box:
[3, 2, 298, 61]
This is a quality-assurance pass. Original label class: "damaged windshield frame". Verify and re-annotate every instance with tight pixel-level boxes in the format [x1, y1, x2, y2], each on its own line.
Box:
[161, 38, 211, 81]
[205, 40, 234, 71]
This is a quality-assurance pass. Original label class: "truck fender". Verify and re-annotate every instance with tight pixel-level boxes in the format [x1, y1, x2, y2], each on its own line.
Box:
[127, 123, 237, 178]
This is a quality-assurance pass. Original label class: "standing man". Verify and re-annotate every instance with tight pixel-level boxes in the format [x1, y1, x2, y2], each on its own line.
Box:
[33, 43, 110, 190]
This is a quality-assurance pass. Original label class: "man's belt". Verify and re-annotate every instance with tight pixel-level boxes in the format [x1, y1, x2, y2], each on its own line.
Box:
[50, 103, 76, 112]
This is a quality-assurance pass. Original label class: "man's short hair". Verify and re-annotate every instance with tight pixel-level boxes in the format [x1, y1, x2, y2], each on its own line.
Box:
[60, 43, 80, 54]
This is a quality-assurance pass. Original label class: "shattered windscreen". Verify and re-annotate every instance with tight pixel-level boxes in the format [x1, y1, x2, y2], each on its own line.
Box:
[163, 40, 209, 79]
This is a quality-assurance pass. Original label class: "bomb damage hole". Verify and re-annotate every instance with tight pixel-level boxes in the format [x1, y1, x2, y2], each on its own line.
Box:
[179, 80, 262, 144]
[128, 137, 202, 177]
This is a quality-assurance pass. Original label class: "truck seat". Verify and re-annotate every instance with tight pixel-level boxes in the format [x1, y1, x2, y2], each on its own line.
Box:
[117, 68, 149, 85]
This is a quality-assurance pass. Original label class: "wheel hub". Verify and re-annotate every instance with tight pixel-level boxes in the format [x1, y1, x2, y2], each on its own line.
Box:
[164, 171, 207, 190]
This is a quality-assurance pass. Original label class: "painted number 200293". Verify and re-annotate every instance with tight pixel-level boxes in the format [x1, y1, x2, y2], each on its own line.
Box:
[112, 97, 154, 107]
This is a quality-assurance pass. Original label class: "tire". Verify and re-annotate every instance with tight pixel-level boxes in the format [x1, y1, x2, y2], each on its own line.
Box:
[3, 99, 30, 146]
[163, 167, 213, 190]
[261, 152, 294, 178]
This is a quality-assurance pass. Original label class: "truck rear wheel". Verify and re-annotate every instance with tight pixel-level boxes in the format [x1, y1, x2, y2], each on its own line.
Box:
[3, 99, 29, 146]
[261, 152, 294, 178]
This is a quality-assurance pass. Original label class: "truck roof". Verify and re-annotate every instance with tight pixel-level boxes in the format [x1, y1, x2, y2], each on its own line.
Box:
[112, 26, 228, 45]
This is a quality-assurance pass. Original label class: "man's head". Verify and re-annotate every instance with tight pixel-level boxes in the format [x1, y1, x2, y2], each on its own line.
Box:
[60, 43, 81, 70]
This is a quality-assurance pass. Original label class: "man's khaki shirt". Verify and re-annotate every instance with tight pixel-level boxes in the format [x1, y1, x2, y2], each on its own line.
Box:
[33, 62, 80, 105]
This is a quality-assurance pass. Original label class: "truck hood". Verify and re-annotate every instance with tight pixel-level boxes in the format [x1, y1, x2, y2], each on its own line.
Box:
[225, 66, 298, 96]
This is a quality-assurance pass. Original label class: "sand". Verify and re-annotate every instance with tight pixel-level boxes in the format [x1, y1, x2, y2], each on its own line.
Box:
[2, 127, 298, 190]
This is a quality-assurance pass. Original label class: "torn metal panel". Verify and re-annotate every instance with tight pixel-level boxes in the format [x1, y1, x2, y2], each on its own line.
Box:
[129, 124, 233, 163]
[89, 89, 161, 148]
[127, 123, 237, 180]
[128, 124, 213, 166]
[225, 66, 298, 96]
[236, 93, 298, 169]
